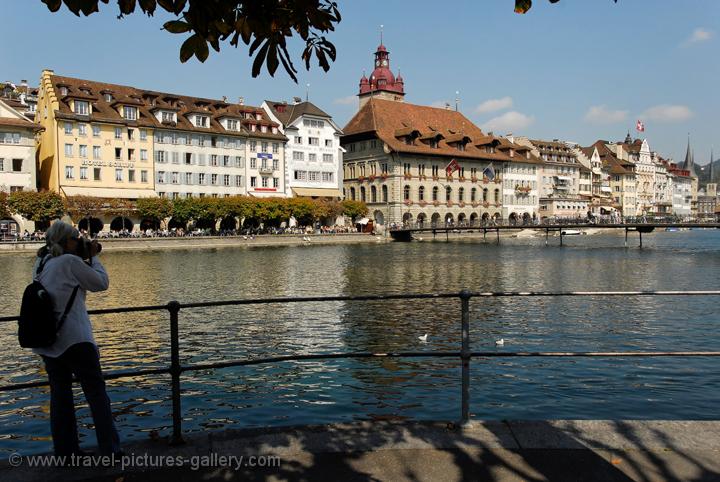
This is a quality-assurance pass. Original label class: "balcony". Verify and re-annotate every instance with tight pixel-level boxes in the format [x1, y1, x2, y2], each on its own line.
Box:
[259, 166, 275, 175]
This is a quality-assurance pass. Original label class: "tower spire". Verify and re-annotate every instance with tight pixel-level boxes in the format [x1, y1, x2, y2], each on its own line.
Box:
[380, 24, 384, 45]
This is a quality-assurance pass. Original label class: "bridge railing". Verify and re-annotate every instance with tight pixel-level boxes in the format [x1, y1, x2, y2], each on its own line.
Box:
[1, 290, 719, 445]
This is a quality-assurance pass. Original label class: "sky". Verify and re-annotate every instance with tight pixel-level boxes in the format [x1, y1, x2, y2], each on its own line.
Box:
[1, 0, 718, 165]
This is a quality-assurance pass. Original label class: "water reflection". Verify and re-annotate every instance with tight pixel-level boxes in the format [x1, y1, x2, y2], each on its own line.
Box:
[1, 231, 719, 455]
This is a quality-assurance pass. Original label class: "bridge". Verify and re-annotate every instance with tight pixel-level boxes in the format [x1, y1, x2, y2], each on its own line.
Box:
[389, 222, 720, 246]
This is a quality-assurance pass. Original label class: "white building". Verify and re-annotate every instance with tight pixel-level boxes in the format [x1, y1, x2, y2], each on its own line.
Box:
[0, 99, 37, 193]
[262, 100, 343, 199]
[500, 136, 541, 223]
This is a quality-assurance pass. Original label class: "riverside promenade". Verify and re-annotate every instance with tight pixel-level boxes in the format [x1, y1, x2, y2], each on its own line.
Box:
[2, 420, 719, 481]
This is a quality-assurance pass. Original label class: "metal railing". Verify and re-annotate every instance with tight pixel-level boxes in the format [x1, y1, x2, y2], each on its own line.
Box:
[1, 289, 720, 446]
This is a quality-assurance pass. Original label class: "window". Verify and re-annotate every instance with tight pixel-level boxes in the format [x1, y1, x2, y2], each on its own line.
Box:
[128, 148, 135, 161]
[294, 136, 302, 144]
[195, 115, 209, 127]
[261, 142, 268, 152]
[64, 143, 73, 157]
[261, 177, 268, 187]
[128, 169, 135, 182]
[92, 146, 101, 159]
[235, 175, 243, 187]
[115, 147, 122, 160]
[140, 149, 147, 161]
[185, 172, 193, 184]
[458, 187, 464, 202]
[115, 169, 123, 181]
[446, 186, 452, 202]
[250, 158, 256, 169]
[250, 176, 257, 187]
[60, 86, 68, 96]
[350, 187, 356, 200]
[198, 173, 205, 185]
[64, 122, 73, 135]
[157, 171, 165, 184]
[210, 155, 218, 167]
[293, 152, 304, 161]
[114, 127, 122, 139]
[323, 154, 333, 163]
[140, 129, 147, 141]
[171, 172, 179, 184]
[294, 170, 307, 181]
[161, 111, 175, 123]
[78, 167, 87, 180]
[223, 174, 230, 186]
[273, 177, 279, 188]
[74, 100, 89, 115]
[78, 124, 87, 136]
[309, 171, 320, 182]
[12, 159, 21, 172]
[235, 156, 243, 168]
[325, 139, 333, 147]
[471, 188, 477, 202]
[65, 166, 74, 179]
[404, 185, 411, 200]
[272, 143, 279, 154]
[309, 137, 319, 146]
[127, 128, 134, 140]
[418, 186, 425, 201]
[94, 167, 101, 181]
[322, 172, 333, 182]
[124, 106, 138, 120]
[250, 140, 257, 151]
[226, 119, 239, 130]
[211, 174, 218, 185]
[79, 145, 88, 158]
[104, 93, 113, 102]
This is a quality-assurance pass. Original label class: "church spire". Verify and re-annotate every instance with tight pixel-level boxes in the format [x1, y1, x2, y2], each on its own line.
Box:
[683, 134, 697, 177]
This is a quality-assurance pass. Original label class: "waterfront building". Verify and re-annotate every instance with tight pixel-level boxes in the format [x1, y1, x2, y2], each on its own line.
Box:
[498, 136, 542, 223]
[262, 99, 343, 199]
[590, 140, 638, 218]
[697, 183, 718, 219]
[36, 70, 158, 202]
[342, 98, 512, 227]
[579, 145, 616, 216]
[619, 137, 655, 215]
[0, 99, 38, 194]
[666, 162, 693, 217]
[525, 139, 589, 219]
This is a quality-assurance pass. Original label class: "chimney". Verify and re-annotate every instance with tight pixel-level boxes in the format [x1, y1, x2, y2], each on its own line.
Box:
[238, 96, 244, 105]
[222, 95, 227, 103]
[21, 79, 28, 87]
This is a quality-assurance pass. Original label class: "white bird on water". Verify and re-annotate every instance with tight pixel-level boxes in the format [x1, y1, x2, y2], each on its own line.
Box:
[495, 338, 505, 346]
[418, 334, 428, 342]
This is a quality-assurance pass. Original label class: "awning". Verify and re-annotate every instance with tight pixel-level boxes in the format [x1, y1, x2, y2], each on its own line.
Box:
[61, 186, 157, 198]
[555, 176, 572, 181]
[291, 187, 343, 198]
[600, 186, 612, 192]
[357, 217, 370, 225]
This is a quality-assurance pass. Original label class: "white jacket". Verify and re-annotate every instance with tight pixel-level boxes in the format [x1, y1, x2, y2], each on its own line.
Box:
[31, 254, 109, 358]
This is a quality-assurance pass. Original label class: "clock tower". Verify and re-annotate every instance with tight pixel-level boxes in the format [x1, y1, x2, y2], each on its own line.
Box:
[358, 42, 405, 109]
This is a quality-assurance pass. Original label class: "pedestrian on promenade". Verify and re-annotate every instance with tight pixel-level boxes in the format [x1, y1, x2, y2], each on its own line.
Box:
[31, 221, 120, 457]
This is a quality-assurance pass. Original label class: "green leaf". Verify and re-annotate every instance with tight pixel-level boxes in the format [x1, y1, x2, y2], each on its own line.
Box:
[251, 40, 271, 78]
[179, 34, 198, 62]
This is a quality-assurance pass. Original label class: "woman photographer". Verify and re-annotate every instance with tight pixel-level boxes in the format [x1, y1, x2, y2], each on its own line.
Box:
[33, 220, 120, 456]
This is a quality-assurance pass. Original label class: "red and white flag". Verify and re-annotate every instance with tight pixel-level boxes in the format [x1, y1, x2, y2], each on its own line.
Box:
[636, 120, 645, 132]
[445, 159, 460, 177]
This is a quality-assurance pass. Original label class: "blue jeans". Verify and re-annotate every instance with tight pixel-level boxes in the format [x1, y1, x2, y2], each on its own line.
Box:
[41, 342, 120, 455]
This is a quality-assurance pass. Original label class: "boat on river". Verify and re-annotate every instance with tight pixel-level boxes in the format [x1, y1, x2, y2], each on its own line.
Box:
[561, 229, 584, 236]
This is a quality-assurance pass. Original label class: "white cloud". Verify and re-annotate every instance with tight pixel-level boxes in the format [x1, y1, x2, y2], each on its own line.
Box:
[684, 28, 713, 45]
[475, 96, 513, 114]
[640, 105, 693, 123]
[584, 105, 628, 124]
[481, 111, 534, 133]
[333, 95, 356, 105]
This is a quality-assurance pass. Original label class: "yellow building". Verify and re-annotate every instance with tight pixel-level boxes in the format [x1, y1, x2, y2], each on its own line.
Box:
[36, 70, 156, 200]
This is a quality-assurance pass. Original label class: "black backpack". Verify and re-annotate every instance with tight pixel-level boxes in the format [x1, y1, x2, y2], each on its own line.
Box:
[18, 256, 79, 349]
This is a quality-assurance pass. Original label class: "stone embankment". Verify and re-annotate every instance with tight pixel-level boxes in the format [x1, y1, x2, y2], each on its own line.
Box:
[0, 233, 386, 254]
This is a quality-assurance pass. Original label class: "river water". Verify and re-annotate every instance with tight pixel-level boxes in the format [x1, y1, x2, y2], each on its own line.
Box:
[1, 230, 719, 455]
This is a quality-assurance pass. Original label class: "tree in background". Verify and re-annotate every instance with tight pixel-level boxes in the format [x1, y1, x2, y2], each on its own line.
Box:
[0, 192, 10, 219]
[64, 195, 104, 221]
[340, 200, 368, 222]
[7, 191, 65, 227]
[136, 197, 173, 230]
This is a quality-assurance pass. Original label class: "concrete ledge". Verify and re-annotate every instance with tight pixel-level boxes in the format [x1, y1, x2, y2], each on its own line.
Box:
[2, 420, 719, 481]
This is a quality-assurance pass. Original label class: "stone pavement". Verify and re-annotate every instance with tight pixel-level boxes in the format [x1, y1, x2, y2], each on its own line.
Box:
[2, 420, 719, 481]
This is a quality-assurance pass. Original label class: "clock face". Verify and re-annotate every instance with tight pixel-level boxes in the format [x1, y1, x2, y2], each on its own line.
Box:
[382, 60, 388, 67]
[375, 60, 380, 67]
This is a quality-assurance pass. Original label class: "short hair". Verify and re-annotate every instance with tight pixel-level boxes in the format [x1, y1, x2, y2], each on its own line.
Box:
[43, 221, 78, 257]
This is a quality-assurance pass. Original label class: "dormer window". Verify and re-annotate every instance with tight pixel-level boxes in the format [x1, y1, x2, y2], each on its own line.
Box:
[272, 126, 278, 134]
[104, 93, 113, 102]
[226, 119, 239, 131]
[195, 115, 209, 127]
[123, 106, 138, 120]
[261, 125, 267, 133]
[74, 100, 89, 115]
[457, 143, 465, 151]
[250, 124, 256, 132]
[430, 139, 438, 148]
[161, 111, 176, 123]
[255, 113, 262, 121]
[60, 86, 68, 96]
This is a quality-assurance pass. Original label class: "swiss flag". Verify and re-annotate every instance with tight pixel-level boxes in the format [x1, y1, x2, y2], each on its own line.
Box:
[445, 159, 460, 177]
[636, 120, 645, 132]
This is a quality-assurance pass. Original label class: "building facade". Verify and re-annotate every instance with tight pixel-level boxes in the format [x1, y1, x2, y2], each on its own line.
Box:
[262, 100, 343, 199]
[0, 99, 37, 194]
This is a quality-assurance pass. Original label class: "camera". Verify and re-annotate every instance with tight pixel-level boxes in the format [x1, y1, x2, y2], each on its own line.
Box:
[75, 237, 102, 259]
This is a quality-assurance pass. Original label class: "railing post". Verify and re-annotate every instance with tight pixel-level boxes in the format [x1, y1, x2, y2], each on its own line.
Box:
[459, 290, 471, 427]
[168, 300, 185, 445]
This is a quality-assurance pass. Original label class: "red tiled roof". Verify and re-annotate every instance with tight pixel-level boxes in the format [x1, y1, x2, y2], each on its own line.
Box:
[342, 98, 537, 164]
[50, 74, 286, 141]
